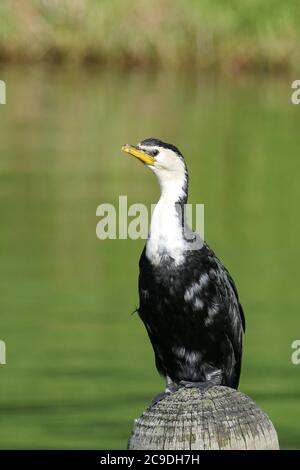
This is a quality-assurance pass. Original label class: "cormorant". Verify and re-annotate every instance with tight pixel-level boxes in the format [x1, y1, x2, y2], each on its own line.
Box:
[122, 138, 245, 399]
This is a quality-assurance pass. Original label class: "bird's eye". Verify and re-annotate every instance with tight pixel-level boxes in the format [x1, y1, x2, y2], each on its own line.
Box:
[152, 150, 159, 156]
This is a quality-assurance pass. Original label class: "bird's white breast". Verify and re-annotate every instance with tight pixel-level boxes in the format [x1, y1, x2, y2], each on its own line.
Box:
[146, 194, 186, 266]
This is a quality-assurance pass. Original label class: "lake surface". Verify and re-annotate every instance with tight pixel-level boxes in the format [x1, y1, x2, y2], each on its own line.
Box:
[0, 66, 299, 449]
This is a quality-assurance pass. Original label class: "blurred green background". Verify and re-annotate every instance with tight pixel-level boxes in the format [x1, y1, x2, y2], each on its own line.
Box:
[0, 0, 300, 72]
[0, 0, 300, 451]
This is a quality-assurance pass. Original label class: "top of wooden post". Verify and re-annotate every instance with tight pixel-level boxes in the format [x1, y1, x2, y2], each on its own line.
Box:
[128, 386, 279, 450]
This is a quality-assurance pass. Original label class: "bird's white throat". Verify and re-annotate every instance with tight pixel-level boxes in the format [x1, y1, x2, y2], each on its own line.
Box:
[146, 176, 188, 266]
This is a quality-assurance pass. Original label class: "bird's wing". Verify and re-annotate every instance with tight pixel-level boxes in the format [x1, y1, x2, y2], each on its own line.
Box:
[208, 252, 245, 387]
[182, 244, 245, 387]
[223, 266, 246, 333]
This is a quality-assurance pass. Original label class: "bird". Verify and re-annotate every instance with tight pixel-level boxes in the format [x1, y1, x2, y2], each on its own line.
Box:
[122, 138, 245, 402]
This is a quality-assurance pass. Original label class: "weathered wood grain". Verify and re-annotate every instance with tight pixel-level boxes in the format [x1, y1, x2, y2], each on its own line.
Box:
[128, 386, 279, 450]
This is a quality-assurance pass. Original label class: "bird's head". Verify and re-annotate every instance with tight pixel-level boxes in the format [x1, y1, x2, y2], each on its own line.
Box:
[122, 138, 188, 203]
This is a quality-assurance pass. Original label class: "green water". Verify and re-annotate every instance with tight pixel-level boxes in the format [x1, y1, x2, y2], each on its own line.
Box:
[0, 66, 299, 449]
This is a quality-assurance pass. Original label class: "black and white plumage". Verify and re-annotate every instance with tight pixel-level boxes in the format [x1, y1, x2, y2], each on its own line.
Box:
[122, 138, 245, 394]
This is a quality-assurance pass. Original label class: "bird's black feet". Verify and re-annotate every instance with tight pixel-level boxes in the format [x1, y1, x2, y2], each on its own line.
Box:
[179, 380, 214, 392]
[150, 382, 180, 407]
[150, 391, 171, 407]
[179, 369, 223, 392]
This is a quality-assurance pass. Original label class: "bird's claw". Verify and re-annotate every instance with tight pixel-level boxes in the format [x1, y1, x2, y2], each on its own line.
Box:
[150, 382, 180, 407]
[150, 391, 171, 407]
[150, 380, 216, 406]
[179, 380, 214, 392]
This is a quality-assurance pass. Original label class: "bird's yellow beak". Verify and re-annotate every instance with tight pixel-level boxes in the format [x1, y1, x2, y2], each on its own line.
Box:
[122, 144, 155, 165]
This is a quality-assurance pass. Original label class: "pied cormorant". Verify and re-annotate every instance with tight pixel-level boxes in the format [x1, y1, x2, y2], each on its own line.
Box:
[122, 138, 245, 399]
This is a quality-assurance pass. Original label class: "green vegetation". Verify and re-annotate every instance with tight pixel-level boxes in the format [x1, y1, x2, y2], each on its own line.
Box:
[0, 0, 299, 72]
[0, 68, 299, 448]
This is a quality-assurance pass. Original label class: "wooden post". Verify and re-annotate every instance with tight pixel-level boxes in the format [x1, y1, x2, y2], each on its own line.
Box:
[128, 386, 279, 450]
